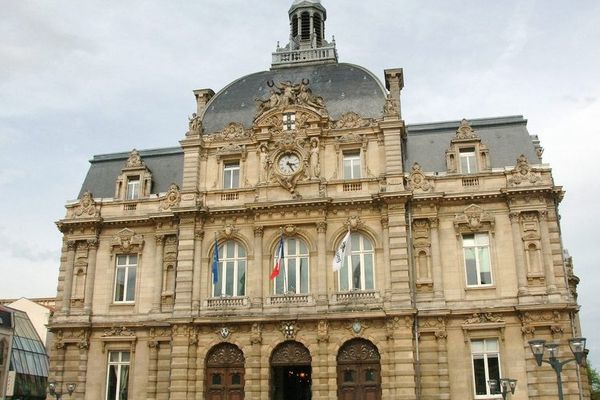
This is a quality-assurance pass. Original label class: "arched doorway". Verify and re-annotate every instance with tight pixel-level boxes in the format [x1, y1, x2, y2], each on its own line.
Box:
[337, 338, 381, 400]
[270, 341, 312, 400]
[205, 343, 245, 400]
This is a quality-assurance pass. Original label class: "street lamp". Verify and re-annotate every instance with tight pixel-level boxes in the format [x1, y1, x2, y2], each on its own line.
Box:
[488, 378, 517, 400]
[528, 337, 587, 400]
[48, 381, 76, 399]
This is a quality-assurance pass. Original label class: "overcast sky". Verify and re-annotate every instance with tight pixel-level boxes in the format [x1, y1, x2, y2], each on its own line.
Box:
[2, 0, 599, 363]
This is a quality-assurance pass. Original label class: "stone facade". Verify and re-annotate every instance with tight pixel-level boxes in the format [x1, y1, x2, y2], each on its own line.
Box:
[48, 1, 588, 399]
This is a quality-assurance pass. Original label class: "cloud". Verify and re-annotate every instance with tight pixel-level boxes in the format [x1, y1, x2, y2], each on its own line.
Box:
[0, 228, 59, 263]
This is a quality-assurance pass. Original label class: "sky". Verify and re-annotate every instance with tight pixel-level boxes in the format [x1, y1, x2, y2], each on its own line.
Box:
[1, 0, 599, 363]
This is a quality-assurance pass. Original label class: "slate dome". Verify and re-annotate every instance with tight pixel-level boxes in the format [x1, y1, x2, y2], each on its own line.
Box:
[201, 62, 387, 134]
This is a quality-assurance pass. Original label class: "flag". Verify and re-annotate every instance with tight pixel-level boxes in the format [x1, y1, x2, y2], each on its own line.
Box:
[270, 235, 284, 280]
[333, 230, 351, 272]
[212, 235, 219, 284]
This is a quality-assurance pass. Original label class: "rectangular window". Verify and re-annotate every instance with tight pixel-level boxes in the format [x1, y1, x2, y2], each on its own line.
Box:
[343, 151, 361, 179]
[223, 162, 240, 189]
[471, 339, 500, 397]
[106, 351, 130, 400]
[460, 148, 477, 173]
[114, 255, 137, 302]
[463, 233, 492, 286]
[126, 177, 140, 200]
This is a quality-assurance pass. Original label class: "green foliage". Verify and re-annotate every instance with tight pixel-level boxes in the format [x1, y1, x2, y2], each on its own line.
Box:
[588, 362, 600, 399]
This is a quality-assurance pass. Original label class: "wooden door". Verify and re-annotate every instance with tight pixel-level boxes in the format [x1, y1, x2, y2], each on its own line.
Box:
[337, 339, 381, 400]
[206, 344, 245, 400]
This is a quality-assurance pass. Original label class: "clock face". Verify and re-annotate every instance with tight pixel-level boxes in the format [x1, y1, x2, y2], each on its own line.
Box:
[277, 153, 301, 175]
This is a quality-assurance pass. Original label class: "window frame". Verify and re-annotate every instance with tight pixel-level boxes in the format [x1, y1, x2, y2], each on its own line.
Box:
[459, 147, 478, 174]
[337, 232, 375, 292]
[125, 176, 140, 200]
[105, 350, 131, 400]
[343, 151, 362, 180]
[212, 240, 247, 297]
[223, 161, 241, 189]
[470, 338, 501, 398]
[462, 232, 493, 287]
[273, 237, 310, 295]
[113, 254, 137, 303]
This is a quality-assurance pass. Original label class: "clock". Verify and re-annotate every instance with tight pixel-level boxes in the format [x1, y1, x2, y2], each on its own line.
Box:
[277, 153, 301, 175]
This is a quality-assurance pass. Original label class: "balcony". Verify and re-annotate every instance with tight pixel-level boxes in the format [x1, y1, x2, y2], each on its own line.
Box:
[272, 44, 338, 67]
[267, 294, 310, 305]
[205, 296, 248, 308]
[334, 290, 379, 303]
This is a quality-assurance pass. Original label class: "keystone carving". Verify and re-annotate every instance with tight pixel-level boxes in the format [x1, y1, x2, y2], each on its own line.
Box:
[159, 183, 181, 210]
[72, 191, 100, 218]
[334, 112, 371, 129]
[507, 155, 542, 186]
[407, 162, 432, 192]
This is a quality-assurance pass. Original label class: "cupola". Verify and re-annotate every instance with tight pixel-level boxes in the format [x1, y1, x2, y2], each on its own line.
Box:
[272, 0, 338, 69]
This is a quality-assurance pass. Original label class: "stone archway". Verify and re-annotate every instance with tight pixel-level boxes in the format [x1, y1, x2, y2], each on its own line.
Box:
[270, 341, 312, 400]
[337, 338, 381, 400]
[205, 343, 245, 400]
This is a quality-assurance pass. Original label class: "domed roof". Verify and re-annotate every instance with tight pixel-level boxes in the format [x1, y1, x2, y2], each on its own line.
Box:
[202, 63, 387, 134]
[289, 0, 325, 15]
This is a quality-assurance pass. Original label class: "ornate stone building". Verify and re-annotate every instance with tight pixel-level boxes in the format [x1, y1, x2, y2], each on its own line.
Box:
[48, 1, 588, 399]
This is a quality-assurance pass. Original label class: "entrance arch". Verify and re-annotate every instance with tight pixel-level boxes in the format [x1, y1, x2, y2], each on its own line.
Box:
[205, 343, 245, 400]
[337, 338, 381, 400]
[270, 341, 312, 400]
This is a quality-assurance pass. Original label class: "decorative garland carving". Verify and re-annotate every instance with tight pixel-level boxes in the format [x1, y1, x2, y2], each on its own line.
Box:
[159, 183, 181, 211]
[72, 191, 100, 218]
[317, 320, 329, 343]
[463, 313, 504, 324]
[346, 216, 364, 231]
[407, 163, 432, 192]
[334, 112, 371, 129]
[215, 143, 247, 160]
[111, 228, 144, 253]
[125, 149, 144, 168]
[454, 204, 495, 235]
[337, 339, 380, 363]
[250, 322, 262, 345]
[507, 155, 542, 186]
[255, 79, 326, 118]
[280, 321, 299, 340]
[271, 341, 312, 365]
[454, 119, 479, 140]
[206, 343, 245, 367]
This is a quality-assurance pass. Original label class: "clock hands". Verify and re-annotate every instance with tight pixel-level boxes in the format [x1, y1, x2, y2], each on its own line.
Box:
[286, 161, 297, 172]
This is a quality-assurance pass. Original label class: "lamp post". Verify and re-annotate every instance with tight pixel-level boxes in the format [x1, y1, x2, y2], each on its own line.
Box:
[48, 381, 76, 399]
[488, 378, 517, 400]
[528, 337, 587, 400]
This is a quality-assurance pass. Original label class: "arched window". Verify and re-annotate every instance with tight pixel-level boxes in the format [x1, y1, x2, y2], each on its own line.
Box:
[300, 12, 310, 40]
[213, 240, 247, 297]
[338, 233, 375, 291]
[274, 237, 309, 295]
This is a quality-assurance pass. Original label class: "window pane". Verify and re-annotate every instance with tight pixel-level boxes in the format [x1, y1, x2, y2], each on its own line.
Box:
[288, 259, 297, 293]
[462, 234, 475, 246]
[470, 340, 484, 353]
[488, 355, 500, 382]
[363, 236, 373, 250]
[238, 245, 246, 258]
[107, 365, 117, 400]
[340, 261, 349, 291]
[275, 272, 284, 294]
[225, 262, 234, 295]
[212, 373, 222, 385]
[365, 369, 376, 382]
[343, 161, 352, 179]
[287, 239, 297, 255]
[115, 269, 125, 301]
[231, 372, 241, 385]
[464, 248, 478, 285]
[300, 258, 309, 293]
[485, 339, 498, 352]
[352, 255, 361, 290]
[119, 365, 129, 400]
[226, 242, 234, 258]
[473, 357, 487, 395]
[343, 370, 354, 383]
[350, 233, 360, 251]
[352, 161, 361, 178]
[364, 254, 374, 289]
[117, 255, 127, 266]
[237, 261, 246, 296]
[121, 351, 130, 362]
[129, 255, 137, 264]
[232, 169, 239, 188]
[299, 241, 307, 254]
[126, 267, 136, 301]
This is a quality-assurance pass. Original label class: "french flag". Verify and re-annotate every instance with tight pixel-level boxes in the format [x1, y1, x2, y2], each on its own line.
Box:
[270, 235, 284, 280]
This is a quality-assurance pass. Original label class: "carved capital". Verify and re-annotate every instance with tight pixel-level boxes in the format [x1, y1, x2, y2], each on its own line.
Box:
[253, 226, 264, 237]
[155, 234, 165, 245]
[316, 221, 327, 233]
[509, 211, 521, 223]
[87, 238, 99, 250]
[66, 240, 77, 251]
[195, 230, 205, 240]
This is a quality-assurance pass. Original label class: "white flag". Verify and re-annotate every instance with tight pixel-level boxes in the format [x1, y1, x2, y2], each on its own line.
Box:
[332, 230, 351, 272]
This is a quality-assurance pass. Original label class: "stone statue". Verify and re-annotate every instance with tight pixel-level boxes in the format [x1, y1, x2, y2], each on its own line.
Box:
[384, 94, 399, 116]
[259, 144, 270, 183]
[309, 138, 320, 178]
[298, 80, 324, 109]
[188, 113, 201, 134]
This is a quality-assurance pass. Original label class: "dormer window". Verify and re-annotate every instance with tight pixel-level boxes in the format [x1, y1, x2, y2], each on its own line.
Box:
[459, 148, 477, 174]
[126, 177, 140, 200]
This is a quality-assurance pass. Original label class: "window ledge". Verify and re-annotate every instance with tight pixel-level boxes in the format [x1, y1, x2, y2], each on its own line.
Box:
[464, 285, 496, 291]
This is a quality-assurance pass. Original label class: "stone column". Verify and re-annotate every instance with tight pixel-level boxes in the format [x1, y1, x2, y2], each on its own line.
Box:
[253, 226, 264, 307]
[147, 341, 159, 400]
[435, 329, 450, 399]
[316, 222, 327, 304]
[509, 212, 528, 295]
[83, 238, 98, 314]
[174, 216, 196, 315]
[152, 235, 165, 312]
[61, 241, 77, 314]
[192, 230, 204, 311]
[169, 325, 191, 399]
[381, 215, 392, 299]
[539, 211, 557, 292]
[429, 218, 444, 299]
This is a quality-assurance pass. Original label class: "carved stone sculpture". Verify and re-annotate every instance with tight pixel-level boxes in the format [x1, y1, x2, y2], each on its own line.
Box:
[188, 112, 202, 135]
[309, 138, 320, 179]
[255, 79, 326, 117]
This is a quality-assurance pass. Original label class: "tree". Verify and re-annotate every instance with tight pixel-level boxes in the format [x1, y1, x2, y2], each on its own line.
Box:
[588, 362, 600, 400]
